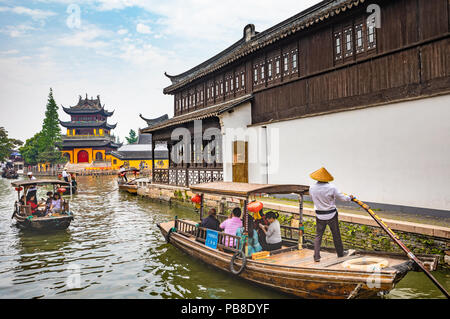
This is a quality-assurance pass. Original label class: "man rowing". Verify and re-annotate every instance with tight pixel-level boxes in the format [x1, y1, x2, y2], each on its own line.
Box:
[309, 167, 355, 263]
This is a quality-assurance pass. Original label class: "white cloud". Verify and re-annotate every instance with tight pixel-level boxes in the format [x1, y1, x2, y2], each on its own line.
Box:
[0, 49, 20, 55]
[117, 28, 128, 35]
[0, 6, 56, 20]
[136, 23, 152, 34]
[57, 24, 112, 48]
[0, 24, 36, 37]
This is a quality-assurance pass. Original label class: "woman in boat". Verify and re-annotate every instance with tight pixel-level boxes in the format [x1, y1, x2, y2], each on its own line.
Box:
[44, 192, 53, 214]
[236, 217, 262, 256]
[26, 195, 41, 217]
[49, 193, 62, 215]
[219, 207, 243, 247]
[253, 210, 270, 250]
[259, 211, 283, 251]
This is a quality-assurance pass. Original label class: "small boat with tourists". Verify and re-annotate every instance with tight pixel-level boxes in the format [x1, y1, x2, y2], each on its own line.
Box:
[158, 182, 441, 299]
[11, 179, 75, 231]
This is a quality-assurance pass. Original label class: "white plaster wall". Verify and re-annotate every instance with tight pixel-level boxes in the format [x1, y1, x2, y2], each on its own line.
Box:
[221, 94, 450, 211]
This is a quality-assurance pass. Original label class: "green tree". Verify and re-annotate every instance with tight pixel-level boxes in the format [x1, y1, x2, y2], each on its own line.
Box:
[37, 88, 63, 163]
[0, 127, 23, 162]
[125, 129, 138, 144]
[19, 88, 64, 164]
[20, 132, 42, 165]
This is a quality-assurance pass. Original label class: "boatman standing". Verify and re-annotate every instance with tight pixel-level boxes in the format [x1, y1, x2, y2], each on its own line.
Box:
[309, 167, 355, 262]
[27, 172, 38, 204]
[62, 168, 70, 183]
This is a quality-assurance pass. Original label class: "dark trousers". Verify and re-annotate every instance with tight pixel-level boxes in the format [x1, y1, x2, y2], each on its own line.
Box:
[265, 242, 282, 251]
[314, 212, 344, 261]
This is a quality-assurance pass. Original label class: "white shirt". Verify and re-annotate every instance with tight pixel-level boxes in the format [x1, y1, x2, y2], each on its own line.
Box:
[28, 176, 37, 191]
[309, 182, 351, 220]
[266, 220, 282, 244]
[62, 171, 69, 178]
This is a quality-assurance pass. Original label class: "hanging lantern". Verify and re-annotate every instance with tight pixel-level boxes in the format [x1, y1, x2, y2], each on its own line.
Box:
[191, 194, 202, 204]
[247, 201, 263, 213]
[57, 188, 67, 194]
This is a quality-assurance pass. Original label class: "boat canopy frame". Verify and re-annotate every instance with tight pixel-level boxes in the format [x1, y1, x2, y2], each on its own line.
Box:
[190, 182, 310, 252]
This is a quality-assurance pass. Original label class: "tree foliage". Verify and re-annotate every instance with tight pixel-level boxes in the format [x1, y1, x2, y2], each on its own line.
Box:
[125, 129, 138, 144]
[19, 88, 64, 165]
[0, 127, 23, 162]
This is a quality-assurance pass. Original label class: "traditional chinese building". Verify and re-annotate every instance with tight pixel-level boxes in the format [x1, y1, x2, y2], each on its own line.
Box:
[144, 0, 450, 213]
[59, 94, 121, 164]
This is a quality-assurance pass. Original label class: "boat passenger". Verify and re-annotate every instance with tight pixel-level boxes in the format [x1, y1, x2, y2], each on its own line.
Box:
[219, 207, 243, 247]
[259, 211, 282, 251]
[200, 208, 221, 231]
[26, 195, 40, 216]
[254, 211, 270, 250]
[236, 216, 262, 256]
[49, 193, 62, 215]
[44, 192, 53, 212]
[309, 167, 355, 262]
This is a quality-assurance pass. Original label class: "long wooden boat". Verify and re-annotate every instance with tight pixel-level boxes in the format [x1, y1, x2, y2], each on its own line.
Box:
[118, 181, 138, 194]
[118, 168, 139, 194]
[157, 182, 440, 299]
[11, 180, 74, 231]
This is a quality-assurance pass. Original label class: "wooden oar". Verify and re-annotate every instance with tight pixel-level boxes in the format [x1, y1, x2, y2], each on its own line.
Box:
[351, 197, 449, 299]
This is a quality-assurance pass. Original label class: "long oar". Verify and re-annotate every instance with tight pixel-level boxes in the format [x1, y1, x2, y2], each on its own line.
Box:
[351, 197, 449, 298]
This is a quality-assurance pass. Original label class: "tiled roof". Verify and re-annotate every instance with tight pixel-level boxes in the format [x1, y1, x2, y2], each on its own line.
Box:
[59, 139, 121, 149]
[62, 94, 114, 116]
[142, 94, 253, 133]
[59, 120, 117, 130]
[163, 0, 365, 94]
[139, 114, 169, 128]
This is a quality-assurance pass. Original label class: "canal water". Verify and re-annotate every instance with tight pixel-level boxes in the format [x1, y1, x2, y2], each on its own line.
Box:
[0, 176, 448, 299]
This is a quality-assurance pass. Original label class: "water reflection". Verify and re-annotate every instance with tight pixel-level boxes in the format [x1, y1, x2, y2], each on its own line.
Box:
[0, 176, 448, 299]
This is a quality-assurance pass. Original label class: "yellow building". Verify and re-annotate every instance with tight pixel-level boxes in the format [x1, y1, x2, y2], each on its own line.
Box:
[59, 94, 121, 164]
[108, 134, 169, 170]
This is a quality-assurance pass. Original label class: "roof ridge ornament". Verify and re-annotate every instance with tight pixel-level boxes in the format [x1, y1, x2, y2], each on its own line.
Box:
[243, 24, 255, 42]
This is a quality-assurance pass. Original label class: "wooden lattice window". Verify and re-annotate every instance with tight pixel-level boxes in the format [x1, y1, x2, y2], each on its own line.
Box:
[267, 59, 273, 80]
[367, 18, 376, 50]
[344, 26, 353, 58]
[283, 52, 289, 74]
[355, 23, 364, 53]
[334, 31, 343, 61]
[275, 58, 281, 77]
[291, 49, 298, 74]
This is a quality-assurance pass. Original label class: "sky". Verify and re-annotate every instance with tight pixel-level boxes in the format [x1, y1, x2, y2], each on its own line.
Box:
[0, 0, 321, 142]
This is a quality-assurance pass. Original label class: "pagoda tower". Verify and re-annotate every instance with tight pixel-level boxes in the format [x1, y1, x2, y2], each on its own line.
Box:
[59, 94, 121, 164]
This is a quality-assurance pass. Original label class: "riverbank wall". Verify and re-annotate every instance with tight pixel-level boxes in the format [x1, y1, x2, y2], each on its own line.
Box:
[136, 182, 450, 267]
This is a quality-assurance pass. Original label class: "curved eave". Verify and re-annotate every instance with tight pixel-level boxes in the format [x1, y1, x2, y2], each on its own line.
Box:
[59, 120, 117, 130]
[62, 106, 115, 117]
[163, 0, 363, 94]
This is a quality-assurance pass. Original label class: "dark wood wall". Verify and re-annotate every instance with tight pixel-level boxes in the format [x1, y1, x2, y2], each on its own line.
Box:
[171, 0, 449, 124]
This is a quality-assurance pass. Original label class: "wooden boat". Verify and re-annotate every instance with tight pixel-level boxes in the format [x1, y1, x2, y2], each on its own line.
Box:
[11, 180, 74, 231]
[157, 182, 440, 299]
[118, 168, 140, 194]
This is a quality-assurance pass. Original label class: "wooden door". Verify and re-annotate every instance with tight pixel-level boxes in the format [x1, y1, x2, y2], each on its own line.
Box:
[77, 150, 89, 163]
[232, 141, 248, 183]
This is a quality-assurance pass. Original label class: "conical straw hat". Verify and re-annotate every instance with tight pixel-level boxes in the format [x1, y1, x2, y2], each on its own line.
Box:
[310, 167, 334, 182]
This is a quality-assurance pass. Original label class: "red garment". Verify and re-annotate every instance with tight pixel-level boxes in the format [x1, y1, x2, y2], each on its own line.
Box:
[27, 200, 38, 214]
